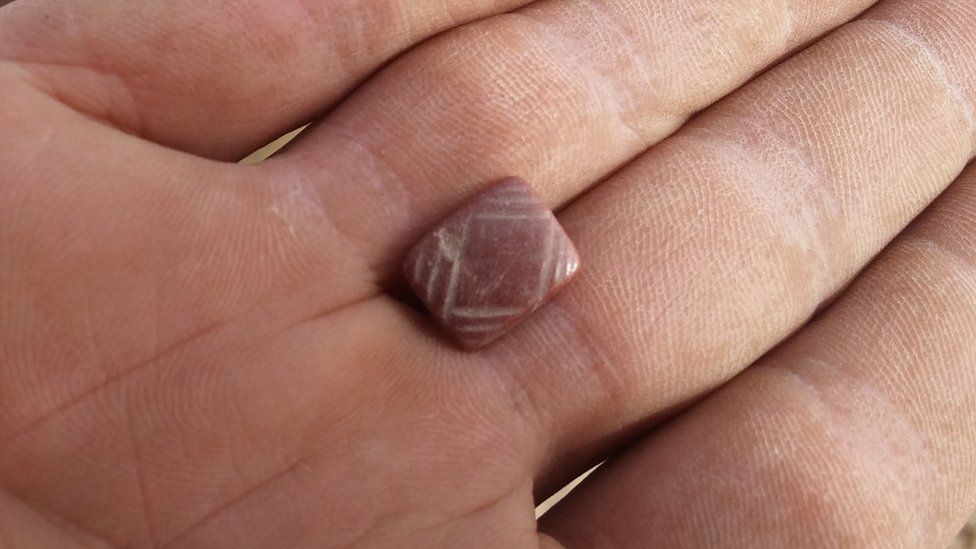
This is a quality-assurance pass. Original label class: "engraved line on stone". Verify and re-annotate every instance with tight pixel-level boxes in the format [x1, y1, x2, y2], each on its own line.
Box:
[484, 196, 536, 208]
[488, 185, 528, 197]
[472, 213, 550, 221]
[557, 235, 577, 283]
[426, 247, 443, 301]
[434, 226, 464, 261]
[452, 307, 522, 319]
[456, 322, 506, 333]
[482, 202, 536, 214]
[563, 249, 580, 280]
[534, 222, 557, 301]
[485, 192, 532, 201]
[440, 221, 471, 321]
[485, 188, 530, 198]
[551, 233, 569, 286]
[479, 195, 534, 207]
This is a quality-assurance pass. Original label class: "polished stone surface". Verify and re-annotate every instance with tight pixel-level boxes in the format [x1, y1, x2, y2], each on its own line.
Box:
[404, 177, 580, 350]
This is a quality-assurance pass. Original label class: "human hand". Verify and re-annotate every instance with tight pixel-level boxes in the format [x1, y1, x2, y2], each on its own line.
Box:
[1, 0, 975, 547]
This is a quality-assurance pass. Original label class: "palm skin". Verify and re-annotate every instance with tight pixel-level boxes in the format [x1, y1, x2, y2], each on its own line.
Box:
[2, 0, 976, 548]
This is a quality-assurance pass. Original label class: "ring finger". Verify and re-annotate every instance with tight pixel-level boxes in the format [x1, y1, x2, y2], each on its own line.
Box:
[541, 159, 976, 548]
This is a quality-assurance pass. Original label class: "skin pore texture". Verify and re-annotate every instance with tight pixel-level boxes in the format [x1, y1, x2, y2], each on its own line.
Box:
[1, 0, 975, 547]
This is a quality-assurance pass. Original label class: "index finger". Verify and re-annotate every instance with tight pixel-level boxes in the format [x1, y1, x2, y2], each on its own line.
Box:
[542, 160, 976, 547]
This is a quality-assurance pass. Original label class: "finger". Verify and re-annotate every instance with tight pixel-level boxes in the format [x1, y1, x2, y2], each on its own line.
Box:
[0, 68, 367, 451]
[541, 161, 976, 548]
[273, 0, 878, 277]
[0, 75, 530, 543]
[481, 0, 976, 497]
[1, 296, 432, 545]
[0, 0, 528, 160]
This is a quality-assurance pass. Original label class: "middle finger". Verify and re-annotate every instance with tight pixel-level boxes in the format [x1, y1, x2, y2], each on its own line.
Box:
[270, 0, 877, 282]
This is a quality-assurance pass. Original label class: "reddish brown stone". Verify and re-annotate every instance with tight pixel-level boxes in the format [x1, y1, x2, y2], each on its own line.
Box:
[404, 177, 580, 350]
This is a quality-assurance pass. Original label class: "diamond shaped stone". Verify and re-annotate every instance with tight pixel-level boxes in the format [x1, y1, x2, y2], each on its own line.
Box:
[404, 178, 580, 350]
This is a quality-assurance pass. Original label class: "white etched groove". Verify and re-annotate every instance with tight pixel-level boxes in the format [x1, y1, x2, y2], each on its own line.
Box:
[473, 213, 550, 221]
[440, 219, 471, 320]
[452, 307, 522, 319]
[455, 322, 504, 333]
[549, 234, 565, 288]
[488, 192, 526, 202]
[425, 248, 442, 301]
[556, 235, 575, 283]
[486, 190, 531, 199]
[483, 198, 536, 210]
[534, 222, 557, 301]
[486, 187, 533, 200]
[561, 247, 579, 281]
[568, 244, 580, 276]
[482, 189, 527, 203]
[488, 184, 528, 196]
[557, 239, 579, 283]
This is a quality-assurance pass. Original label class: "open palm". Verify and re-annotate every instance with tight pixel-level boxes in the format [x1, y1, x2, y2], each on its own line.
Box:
[2, 0, 976, 547]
